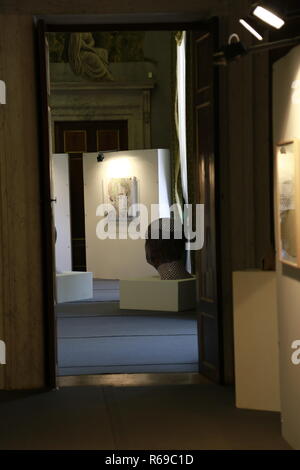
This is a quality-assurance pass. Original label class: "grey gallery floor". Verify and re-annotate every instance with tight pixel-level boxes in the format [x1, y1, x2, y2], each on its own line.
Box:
[56, 279, 198, 375]
[0, 376, 291, 450]
[0, 280, 290, 450]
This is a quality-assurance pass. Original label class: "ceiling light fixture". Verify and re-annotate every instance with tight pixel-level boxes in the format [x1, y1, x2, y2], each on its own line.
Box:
[253, 5, 285, 29]
[239, 18, 263, 41]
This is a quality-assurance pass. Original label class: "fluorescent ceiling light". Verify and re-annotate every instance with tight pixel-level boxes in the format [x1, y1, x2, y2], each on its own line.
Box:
[253, 5, 285, 29]
[239, 19, 263, 41]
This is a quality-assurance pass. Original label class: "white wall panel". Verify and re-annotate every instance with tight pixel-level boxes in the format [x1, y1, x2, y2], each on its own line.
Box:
[83, 149, 171, 279]
[52, 154, 72, 272]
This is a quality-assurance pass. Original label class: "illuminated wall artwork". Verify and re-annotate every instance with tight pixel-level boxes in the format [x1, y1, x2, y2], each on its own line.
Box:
[83, 149, 171, 279]
[103, 176, 138, 220]
[277, 139, 300, 267]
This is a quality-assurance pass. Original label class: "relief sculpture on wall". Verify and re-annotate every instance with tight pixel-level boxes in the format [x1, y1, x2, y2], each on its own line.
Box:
[68, 32, 114, 81]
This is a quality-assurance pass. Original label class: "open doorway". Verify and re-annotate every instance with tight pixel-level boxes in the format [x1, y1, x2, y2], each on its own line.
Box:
[47, 28, 200, 380]
[37, 19, 226, 388]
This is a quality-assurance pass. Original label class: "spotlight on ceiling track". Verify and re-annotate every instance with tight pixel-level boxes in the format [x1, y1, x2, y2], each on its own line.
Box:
[214, 35, 248, 66]
[214, 34, 300, 67]
[239, 18, 263, 41]
[252, 4, 285, 29]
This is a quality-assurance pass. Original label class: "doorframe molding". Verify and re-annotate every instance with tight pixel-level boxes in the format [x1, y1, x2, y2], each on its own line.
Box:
[36, 20, 57, 388]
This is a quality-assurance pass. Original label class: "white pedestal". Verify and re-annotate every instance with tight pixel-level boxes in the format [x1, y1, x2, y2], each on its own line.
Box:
[56, 272, 93, 303]
[120, 276, 196, 312]
[233, 270, 280, 412]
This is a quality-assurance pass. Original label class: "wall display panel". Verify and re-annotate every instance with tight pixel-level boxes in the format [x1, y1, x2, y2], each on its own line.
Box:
[273, 44, 300, 450]
[83, 149, 171, 279]
[276, 139, 300, 267]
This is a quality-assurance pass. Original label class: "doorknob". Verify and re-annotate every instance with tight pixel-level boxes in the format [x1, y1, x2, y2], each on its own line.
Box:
[50, 198, 57, 203]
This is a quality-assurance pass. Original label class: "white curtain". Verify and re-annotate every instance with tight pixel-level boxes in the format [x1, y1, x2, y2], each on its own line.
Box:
[176, 31, 191, 272]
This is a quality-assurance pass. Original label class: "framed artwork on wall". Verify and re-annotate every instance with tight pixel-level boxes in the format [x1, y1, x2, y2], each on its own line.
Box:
[276, 139, 300, 267]
[101, 176, 138, 220]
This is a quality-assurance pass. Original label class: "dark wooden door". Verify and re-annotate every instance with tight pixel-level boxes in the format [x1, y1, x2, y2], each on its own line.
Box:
[54, 120, 128, 155]
[54, 120, 128, 271]
[193, 20, 224, 383]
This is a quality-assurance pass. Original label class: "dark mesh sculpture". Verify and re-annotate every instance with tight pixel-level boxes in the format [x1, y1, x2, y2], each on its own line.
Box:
[145, 218, 192, 280]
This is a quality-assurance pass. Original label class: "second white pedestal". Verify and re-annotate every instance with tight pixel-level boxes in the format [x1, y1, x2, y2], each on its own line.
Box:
[120, 276, 196, 312]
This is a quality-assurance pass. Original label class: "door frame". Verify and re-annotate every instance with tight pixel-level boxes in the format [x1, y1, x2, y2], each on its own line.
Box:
[36, 20, 57, 388]
[36, 17, 229, 388]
